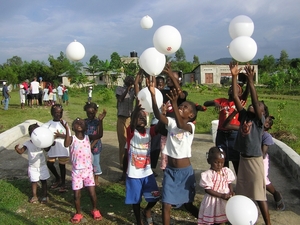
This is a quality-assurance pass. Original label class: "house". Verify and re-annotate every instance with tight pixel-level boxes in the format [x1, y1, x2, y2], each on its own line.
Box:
[183, 64, 258, 86]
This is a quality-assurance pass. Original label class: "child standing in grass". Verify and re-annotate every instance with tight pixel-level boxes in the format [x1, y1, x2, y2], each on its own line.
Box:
[124, 102, 160, 225]
[198, 147, 235, 225]
[84, 102, 107, 186]
[15, 123, 50, 204]
[230, 62, 271, 225]
[148, 78, 203, 224]
[62, 118, 102, 224]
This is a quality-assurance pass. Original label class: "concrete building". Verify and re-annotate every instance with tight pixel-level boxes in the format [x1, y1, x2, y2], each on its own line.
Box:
[183, 64, 258, 85]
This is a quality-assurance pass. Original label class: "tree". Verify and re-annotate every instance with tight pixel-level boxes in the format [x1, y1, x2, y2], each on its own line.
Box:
[174, 47, 186, 62]
[278, 50, 289, 70]
[257, 55, 276, 74]
[19, 60, 52, 83]
[109, 52, 122, 70]
[48, 51, 70, 83]
[6, 56, 23, 67]
[0, 66, 18, 84]
[193, 55, 200, 65]
[85, 55, 102, 84]
[67, 62, 88, 88]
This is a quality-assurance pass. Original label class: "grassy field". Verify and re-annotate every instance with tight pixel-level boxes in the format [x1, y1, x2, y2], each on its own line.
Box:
[1, 84, 299, 153]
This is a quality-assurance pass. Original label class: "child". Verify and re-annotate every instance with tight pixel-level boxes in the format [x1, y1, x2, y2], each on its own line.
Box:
[43, 104, 70, 193]
[52, 85, 57, 104]
[88, 86, 93, 103]
[124, 102, 160, 225]
[198, 147, 235, 225]
[19, 84, 26, 109]
[62, 118, 102, 223]
[84, 102, 107, 186]
[148, 79, 203, 224]
[262, 115, 285, 211]
[63, 87, 69, 105]
[230, 62, 271, 225]
[15, 123, 50, 203]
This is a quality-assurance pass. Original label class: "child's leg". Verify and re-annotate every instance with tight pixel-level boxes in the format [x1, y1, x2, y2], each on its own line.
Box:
[31, 182, 38, 198]
[87, 186, 98, 210]
[74, 190, 81, 214]
[143, 201, 157, 225]
[162, 202, 172, 225]
[47, 160, 61, 184]
[41, 180, 48, 198]
[132, 204, 143, 225]
[184, 202, 198, 218]
[59, 163, 66, 187]
[257, 201, 271, 225]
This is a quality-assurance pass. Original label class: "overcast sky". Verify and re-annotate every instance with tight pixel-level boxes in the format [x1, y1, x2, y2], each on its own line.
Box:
[0, 0, 299, 65]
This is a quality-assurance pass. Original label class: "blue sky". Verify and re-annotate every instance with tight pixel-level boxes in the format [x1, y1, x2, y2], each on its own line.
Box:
[0, 0, 299, 64]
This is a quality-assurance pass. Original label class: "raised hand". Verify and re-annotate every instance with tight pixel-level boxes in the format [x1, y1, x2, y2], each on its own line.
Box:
[244, 64, 255, 81]
[166, 88, 181, 105]
[229, 62, 242, 77]
[98, 109, 107, 121]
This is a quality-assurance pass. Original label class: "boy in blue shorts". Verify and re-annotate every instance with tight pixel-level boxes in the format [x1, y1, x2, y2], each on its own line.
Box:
[124, 102, 160, 225]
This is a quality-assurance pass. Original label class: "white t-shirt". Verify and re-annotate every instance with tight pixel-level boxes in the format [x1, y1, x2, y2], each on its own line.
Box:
[42, 120, 70, 158]
[30, 81, 39, 94]
[23, 140, 47, 168]
[88, 89, 92, 98]
[57, 86, 63, 96]
[162, 117, 195, 159]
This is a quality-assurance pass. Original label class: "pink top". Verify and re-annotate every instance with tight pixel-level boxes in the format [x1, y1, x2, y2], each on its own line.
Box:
[69, 135, 92, 170]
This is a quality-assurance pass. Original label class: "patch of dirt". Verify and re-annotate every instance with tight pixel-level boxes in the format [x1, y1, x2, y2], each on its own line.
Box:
[272, 130, 298, 142]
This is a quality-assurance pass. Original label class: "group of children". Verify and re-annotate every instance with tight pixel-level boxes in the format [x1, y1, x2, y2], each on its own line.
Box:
[15, 62, 283, 225]
[15, 102, 106, 223]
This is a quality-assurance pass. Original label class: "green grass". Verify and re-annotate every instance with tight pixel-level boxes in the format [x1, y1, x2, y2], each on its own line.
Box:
[1, 85, 299, 153]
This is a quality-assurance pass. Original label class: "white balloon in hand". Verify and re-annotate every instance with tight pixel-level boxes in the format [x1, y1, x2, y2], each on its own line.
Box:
[31, 127, 54, 148]
[137, 87, 163, 113]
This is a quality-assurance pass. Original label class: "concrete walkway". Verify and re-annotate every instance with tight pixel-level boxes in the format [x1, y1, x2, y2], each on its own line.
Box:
[1, 121, 300, 224]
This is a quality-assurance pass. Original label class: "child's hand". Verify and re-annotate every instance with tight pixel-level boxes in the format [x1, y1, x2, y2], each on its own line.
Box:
[166, 88, 181, 104]
[163, 62, 173, 76]
[221, 193, 231, 200]
[229, 62, 242, 77]
[146, 76, 156, 96]
[98, 109, 107, 121]
[161, 103, 167, 115]
[14, 144, 20, 151]
[240, 99, 246, 107]
[244, 64, 255, 81]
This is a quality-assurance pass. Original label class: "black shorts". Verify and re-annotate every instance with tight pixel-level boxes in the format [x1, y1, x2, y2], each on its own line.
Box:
[32, 94, 38, 99]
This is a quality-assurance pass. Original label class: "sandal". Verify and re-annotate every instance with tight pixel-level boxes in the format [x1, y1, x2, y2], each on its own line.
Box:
[142, 210, 154, 225]
[50, 181, 61, 189]
[29, 196, 39, 203]
[275, 192, 285, 211]
[41, 197, 48, 204]
[91, 209, 102, 221]
[70, 213, 83, 224]
[58, 186, 68, 193]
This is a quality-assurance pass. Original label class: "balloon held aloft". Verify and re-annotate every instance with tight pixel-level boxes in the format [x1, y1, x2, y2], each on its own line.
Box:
[228, 36, 257, 62]
[153, 25, 182, 55]
[139, 47, 166, 76]
[225, 195, 258, 225]
[66, 40, 85, 61]
[31, 127, 54, 148]
[229, 15, 254, 39]
[137, 87, 163, 113]
[140, 15, 153, 29]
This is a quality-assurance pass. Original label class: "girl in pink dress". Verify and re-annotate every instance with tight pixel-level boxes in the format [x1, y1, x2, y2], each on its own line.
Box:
[62, 118, 102, 224]
[198, 147, 235, 225]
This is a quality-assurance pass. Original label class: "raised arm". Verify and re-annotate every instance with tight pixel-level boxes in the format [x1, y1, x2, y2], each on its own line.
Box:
[134, 68, 144, 96]
[147, 77, 168, 125]
[244, 64, 262, 119]
[60, 120, 72, 147]
[15, 144, 27, 154]
[229, 62, 243, 112]
[163, 63, 186, 99]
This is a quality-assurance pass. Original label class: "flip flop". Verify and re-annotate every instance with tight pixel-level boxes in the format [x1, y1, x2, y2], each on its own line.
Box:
[41, 197, 49, 204]
[276, 194, 285, 211]
[142, 210, 154, 225]
[70, 213, 83, 224]
[50, 181, 61, 189]
[58, 186, 68, 193]
[91, 209, 102, 221]
[29, 196, 39, 203]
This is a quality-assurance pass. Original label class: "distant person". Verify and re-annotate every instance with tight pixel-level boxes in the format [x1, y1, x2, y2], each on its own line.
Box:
[115, 75, 135, 170]
[88, 86, 93, 103]
[84, 102, 107, 186]
[230, 62, 271, 225]
[38, 85, 43, 106]
[19, 84, 26, 109]
[149, 81, 204, 224]
[30, 77, 40, 107]
[203, 80, 249, 175]
[15, 123, 50, 203]
[43, 104, 70, 193]
[198, 147, 235, 225]
[262, 116, 285, 211]
[43, 83, 50, 106]
[62, 86, 69, 105]
[2, 81, 10, 110]
[61, 118, 102, 223]
[57, 84, 64, 104]
[52, 85, 57, 104]
[124, 103, 159, 225]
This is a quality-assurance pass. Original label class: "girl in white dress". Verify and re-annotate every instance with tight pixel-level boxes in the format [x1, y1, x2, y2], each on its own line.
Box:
[198, 147, 235, 225]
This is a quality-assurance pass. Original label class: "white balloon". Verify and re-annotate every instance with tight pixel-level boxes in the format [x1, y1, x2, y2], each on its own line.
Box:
[153, 25, 182, 55]
[139, 47, 166, 76]
[31, 127, 54, 148]
[137, 87, 163, 113]
[66, 40, 85, 61]
[140, 15, 153, 29]
[226, 195, 258, 225]
[228, 36, 257, 62]
[229, 15, 254, 39]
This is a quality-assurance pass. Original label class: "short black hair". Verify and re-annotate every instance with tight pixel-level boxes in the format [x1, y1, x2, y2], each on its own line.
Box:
[84, 102, 98, 111]
[28, 123, 39, 136]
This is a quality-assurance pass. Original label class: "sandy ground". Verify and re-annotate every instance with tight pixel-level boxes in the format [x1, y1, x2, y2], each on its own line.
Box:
[1, 131, 300, 224]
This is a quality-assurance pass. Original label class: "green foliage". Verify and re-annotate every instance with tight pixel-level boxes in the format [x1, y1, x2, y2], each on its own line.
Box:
[174, 47, 186, 61]
[276, 102, 288, 131]
[94, 86, 115, 102]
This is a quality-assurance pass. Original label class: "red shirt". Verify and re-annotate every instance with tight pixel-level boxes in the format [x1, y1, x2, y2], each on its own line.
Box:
[214, 98, 240, 130]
